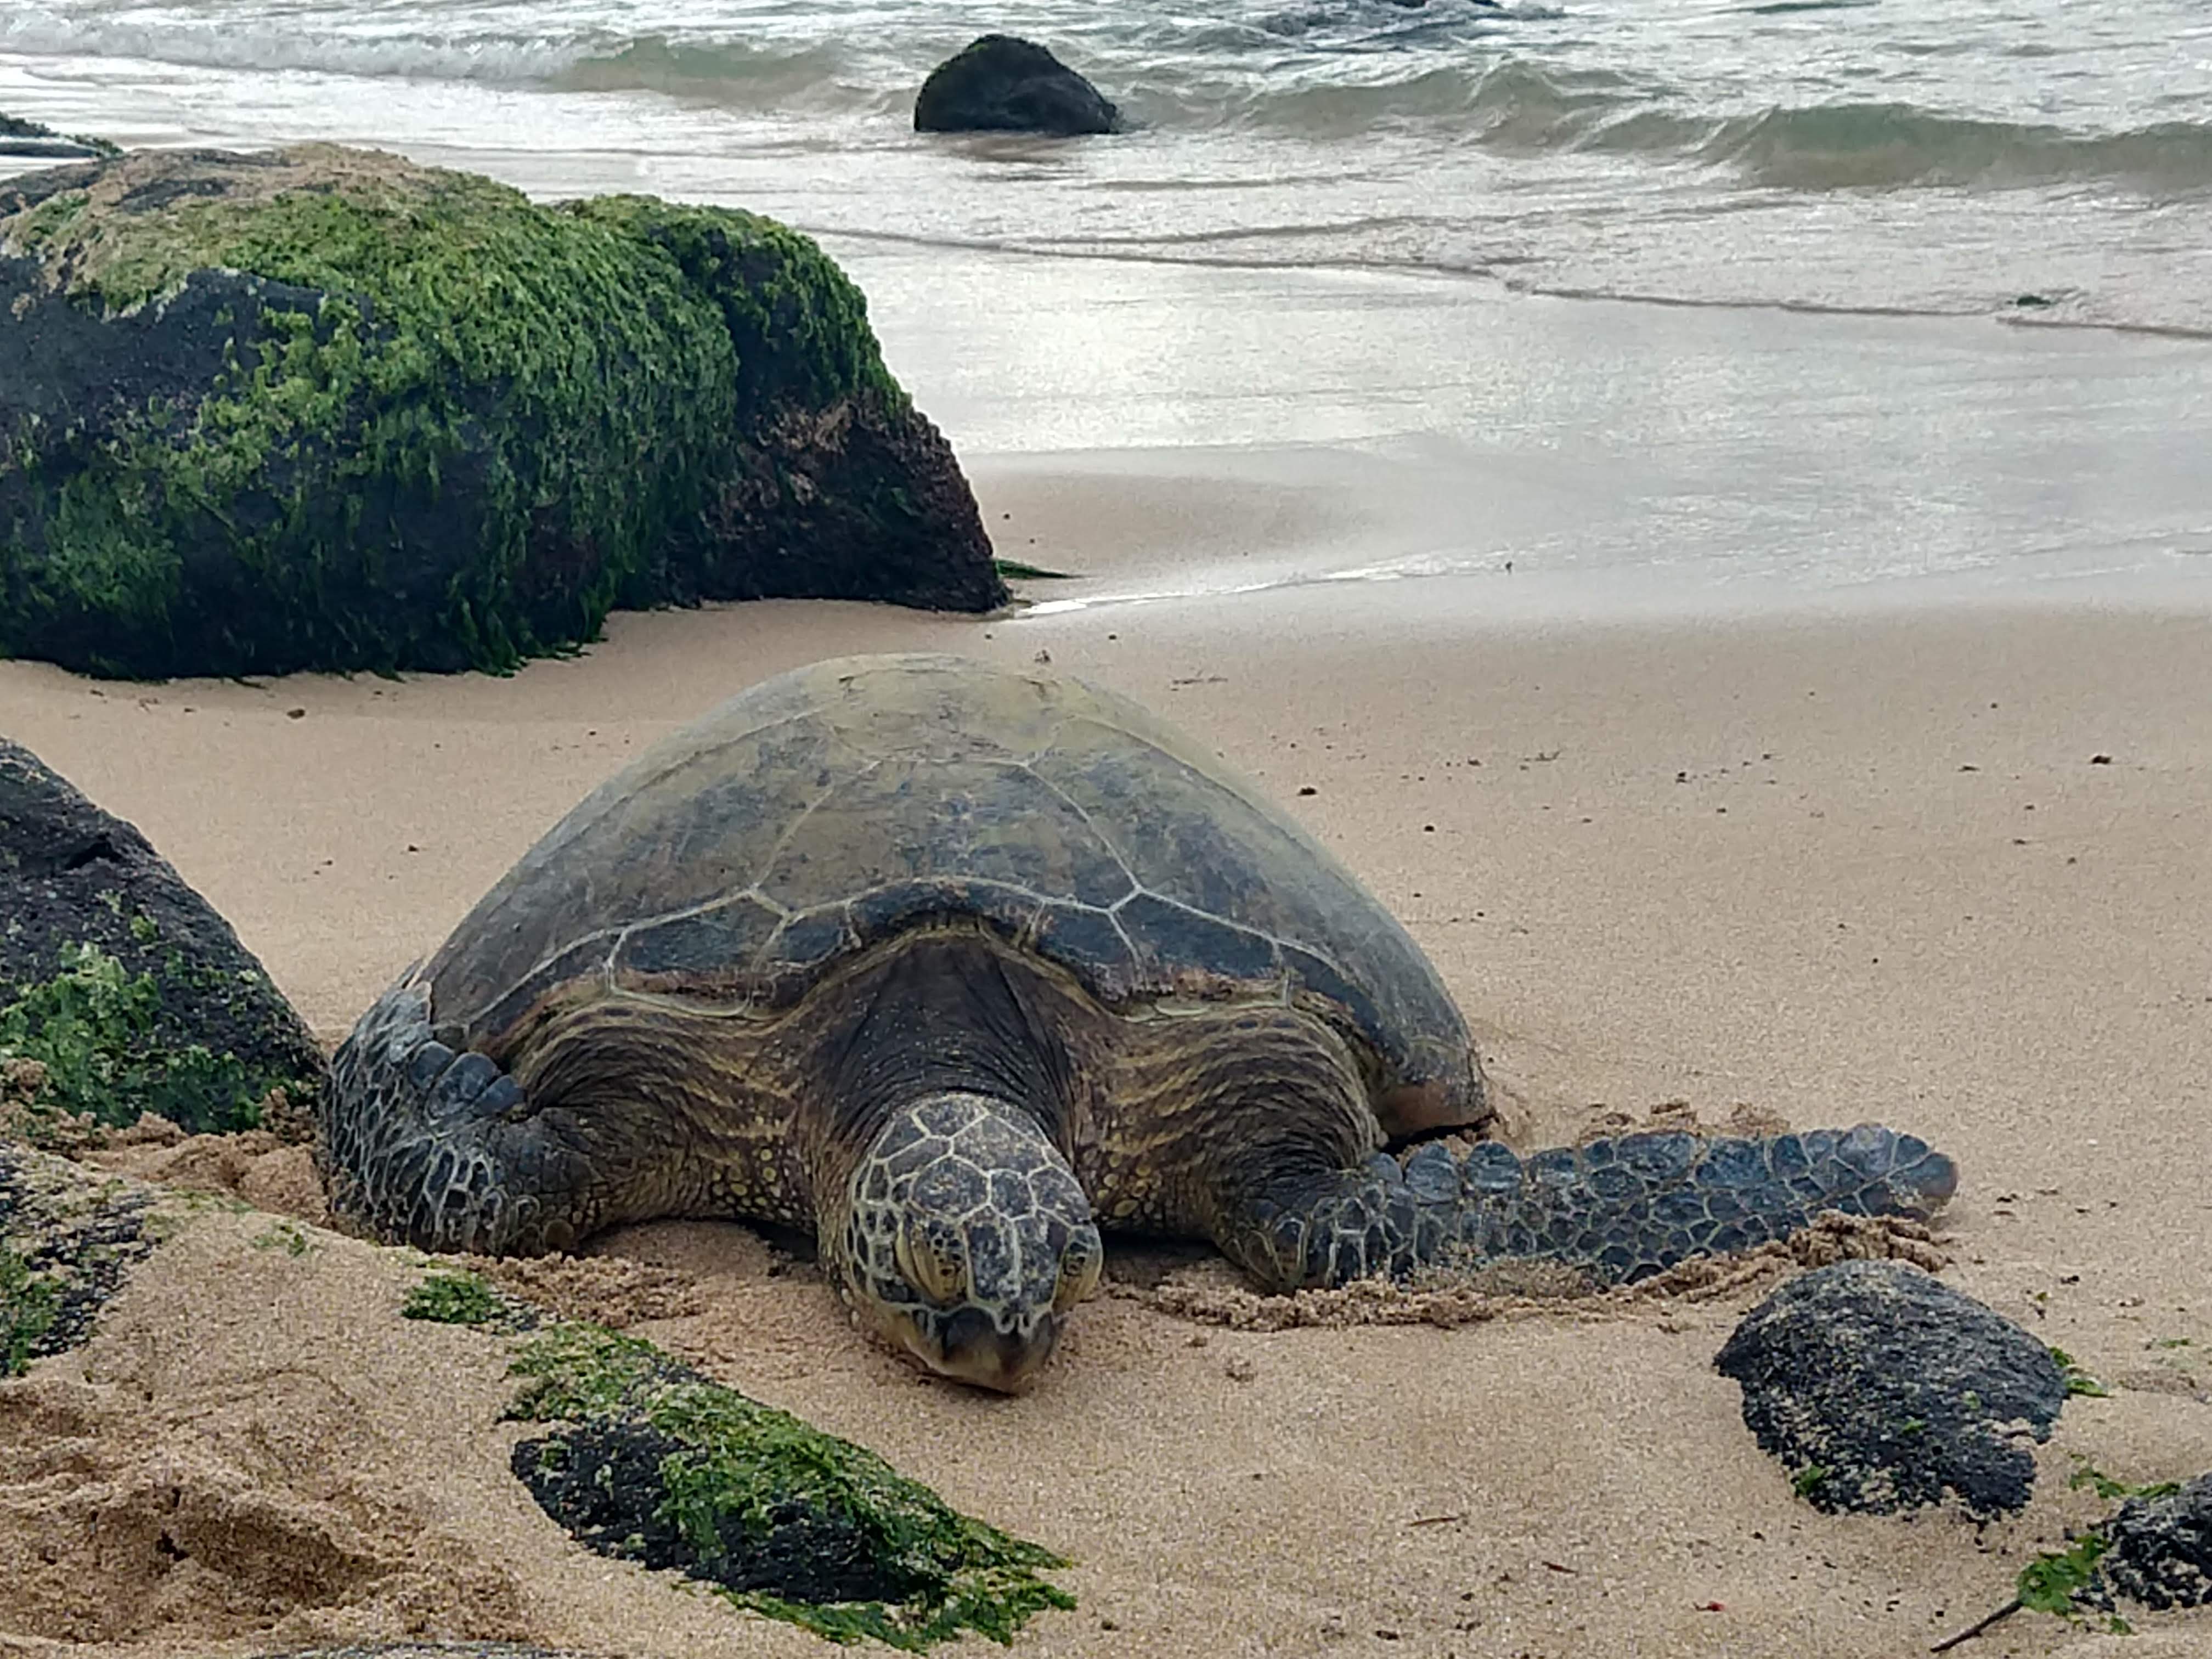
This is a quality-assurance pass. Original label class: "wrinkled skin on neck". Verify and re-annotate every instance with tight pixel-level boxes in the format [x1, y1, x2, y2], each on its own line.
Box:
[826, 1091, 1102, 1391]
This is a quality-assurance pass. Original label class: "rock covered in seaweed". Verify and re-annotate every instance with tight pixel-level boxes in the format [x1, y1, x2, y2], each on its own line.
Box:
[1714, 1260, 2067, 1517]
[0, 738, 324, 1136]
[0, 114, 117, 165]
[0, 145, 1003, 680]
[915, 37, 1121, 136]
[506, 1321, 1076, 1649]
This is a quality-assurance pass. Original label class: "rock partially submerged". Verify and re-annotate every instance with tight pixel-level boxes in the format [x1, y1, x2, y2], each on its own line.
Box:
[0, 738, 323, 1136]
[1714, 1260, 2067, 1517]
[0, 145, 1003, 679]
[915, 36, 1121, 136]
[0, 113, 118, 165]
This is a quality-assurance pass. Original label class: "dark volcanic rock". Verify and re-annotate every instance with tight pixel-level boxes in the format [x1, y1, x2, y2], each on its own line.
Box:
[0, 145, 1003, 680]
[514, 1418, 924, 1606]
[915, 36, 1120, 136]
[505, 1322, 1073, 1645]
[1, 1142, 159, 1372]
[0, 112, 117, 163]
[2097, 1474, 2212, 1611]
[1714, 1260, 2067, 1517]
[0, 737, 324, 1134]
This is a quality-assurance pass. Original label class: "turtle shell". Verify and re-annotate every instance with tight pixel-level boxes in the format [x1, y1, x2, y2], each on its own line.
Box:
[423, 653, 1481, 1136]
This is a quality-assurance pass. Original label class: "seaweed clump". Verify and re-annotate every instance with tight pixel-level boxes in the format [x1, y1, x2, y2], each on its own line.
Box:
[508, 1322, 1074, 1649]
[0, 941, 280, 1134]
[401, 1267, 534, 1330]
[0, 144, 1000, 680]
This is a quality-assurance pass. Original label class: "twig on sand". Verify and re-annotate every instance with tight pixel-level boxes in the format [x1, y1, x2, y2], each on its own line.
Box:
[1929, 1598, 2021, 1652]
[1406, 1514, 1463, 1527]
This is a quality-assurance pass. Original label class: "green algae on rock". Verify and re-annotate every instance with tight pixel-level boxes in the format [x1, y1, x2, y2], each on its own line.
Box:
[0, 1140, 159, 1373]
[0, 737, 324, 1135]
[509, 1322, 1075, 1649]
[400, 1267, 524, 1329]
[0, 145, 1002, 680]
[0, 1243, 58, 1375]
[0, 114, 118, 163]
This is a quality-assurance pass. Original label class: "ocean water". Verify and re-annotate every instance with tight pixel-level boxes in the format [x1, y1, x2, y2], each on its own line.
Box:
[3, 0, 2210, 336]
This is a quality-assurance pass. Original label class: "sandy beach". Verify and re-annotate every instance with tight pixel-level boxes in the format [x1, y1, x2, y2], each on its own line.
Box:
[5, 300, 2212, 1657]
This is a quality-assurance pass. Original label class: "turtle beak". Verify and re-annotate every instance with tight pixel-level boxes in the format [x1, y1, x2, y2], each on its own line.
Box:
[910, 1306, 1063, 1394]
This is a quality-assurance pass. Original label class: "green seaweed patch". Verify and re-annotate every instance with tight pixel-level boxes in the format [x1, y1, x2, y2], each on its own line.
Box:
[1, 1244, 59, 1377]
[2017, 1528, 2111, 1616]
[508, 1322, 1074, 1649]
[2067, 1457, 2181, 1504]
[0, 941, 276, 1133]
[2049, 1345, 2112, 1398]
[251, 1218, 313, 1257]
[402, 1267, 504, 1326]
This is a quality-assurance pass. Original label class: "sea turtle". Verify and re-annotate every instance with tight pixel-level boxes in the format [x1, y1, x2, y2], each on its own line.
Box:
[320, 652, 1957, 1391]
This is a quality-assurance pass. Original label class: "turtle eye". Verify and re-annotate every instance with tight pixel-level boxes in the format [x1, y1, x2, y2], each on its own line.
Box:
[896, 1222, 967, 1306]
[1053, 1233, 1102, 1313]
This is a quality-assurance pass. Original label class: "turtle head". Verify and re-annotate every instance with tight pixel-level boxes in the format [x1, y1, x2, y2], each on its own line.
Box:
[835, 1092, 1103, 1393]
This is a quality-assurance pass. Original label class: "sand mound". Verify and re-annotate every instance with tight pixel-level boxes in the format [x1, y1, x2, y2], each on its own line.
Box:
[0, 1211, 532, 1654]
[86, 1123, 330, 1226]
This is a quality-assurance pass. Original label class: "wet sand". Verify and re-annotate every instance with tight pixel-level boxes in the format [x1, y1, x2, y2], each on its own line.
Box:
[3, 437, 2210, 1655]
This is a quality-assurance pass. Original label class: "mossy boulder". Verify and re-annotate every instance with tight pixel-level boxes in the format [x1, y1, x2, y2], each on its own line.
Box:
[0, 737, 324, 1134]
[0, 114, 117, 166]
[0, 145, 1003, 680]
[508, 1321, 1074, 1648]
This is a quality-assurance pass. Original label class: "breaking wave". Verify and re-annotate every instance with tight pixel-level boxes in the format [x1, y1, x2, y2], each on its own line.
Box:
[5, 8, 2210, 199]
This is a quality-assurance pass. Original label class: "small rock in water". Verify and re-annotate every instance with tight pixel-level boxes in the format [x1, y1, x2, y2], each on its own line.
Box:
[914, 36, 1120, 137]
[1714, 1260, 2066, 1517]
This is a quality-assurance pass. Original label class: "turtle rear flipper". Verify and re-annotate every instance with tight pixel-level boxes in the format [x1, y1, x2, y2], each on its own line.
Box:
[1219, 1125, 1959, 1291]
[319, 978, 576, 1254]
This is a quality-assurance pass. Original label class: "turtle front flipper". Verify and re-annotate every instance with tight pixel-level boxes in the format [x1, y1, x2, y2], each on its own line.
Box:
[319, 977, 592, 1255]
[1215, 1125, 1960, 1292]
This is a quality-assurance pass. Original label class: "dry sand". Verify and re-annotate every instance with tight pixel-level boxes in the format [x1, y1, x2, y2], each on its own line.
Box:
[3, 452, 2210, 1659]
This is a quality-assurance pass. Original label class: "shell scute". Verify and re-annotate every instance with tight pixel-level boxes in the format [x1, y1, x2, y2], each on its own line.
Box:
[613, 895, 784, 986]
[847, 878, 1040, 955]
[1029, 905, 1140, 1002]
[1115, 891, 1282, 994]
